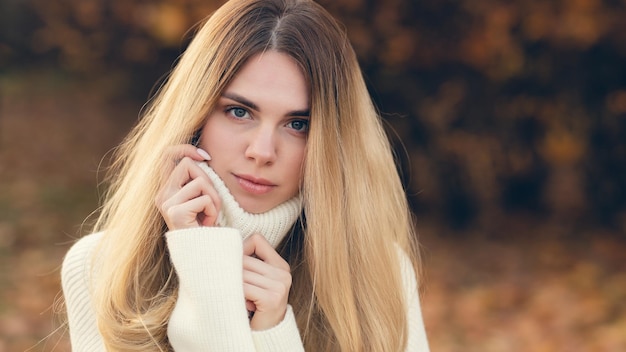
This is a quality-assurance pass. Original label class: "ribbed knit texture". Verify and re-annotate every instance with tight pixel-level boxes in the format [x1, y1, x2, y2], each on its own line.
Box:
[166, 228, 305, 351]
[60, 164, 430, 351]
[199, 162, 303, 248]
[61, 232, 106, 351]
[61, 238, 430, 351]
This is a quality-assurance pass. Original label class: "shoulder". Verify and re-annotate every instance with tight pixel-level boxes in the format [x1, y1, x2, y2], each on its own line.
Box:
[61, 232, 104, 289]
[393, 243, 419, 297]
[61, 233, 108, 350]
[62, 232, 104, 268]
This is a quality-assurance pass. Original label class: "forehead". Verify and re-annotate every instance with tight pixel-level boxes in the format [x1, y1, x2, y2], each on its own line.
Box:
[225, 51, 310, 108]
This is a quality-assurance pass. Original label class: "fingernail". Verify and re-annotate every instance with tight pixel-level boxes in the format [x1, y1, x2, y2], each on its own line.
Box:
[197, 148, 211, 160]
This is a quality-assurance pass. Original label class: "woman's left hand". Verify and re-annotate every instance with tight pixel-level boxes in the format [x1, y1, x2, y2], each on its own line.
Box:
[242, 234, 292, 331]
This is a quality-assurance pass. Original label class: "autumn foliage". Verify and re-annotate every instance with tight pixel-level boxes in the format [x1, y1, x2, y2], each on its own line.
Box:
[1, 0, 625, 351]
[3, 0, 625, 231]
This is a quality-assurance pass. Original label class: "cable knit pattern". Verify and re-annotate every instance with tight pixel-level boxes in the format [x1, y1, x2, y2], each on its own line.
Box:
[199, 162, 303, 248]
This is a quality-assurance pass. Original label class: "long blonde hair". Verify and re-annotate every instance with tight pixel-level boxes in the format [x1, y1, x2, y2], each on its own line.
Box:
[91, 0, 421, 350]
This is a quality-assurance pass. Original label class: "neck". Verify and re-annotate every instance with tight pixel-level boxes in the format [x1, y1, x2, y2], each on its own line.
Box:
[197, 162, 302, 248]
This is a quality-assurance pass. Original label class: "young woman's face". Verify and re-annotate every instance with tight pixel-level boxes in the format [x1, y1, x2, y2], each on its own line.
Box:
[200, 51, 310, 213]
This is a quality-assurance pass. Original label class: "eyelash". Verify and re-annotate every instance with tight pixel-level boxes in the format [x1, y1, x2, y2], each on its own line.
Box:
[224, 106, 309, 134]
[288, 119, 309, 133]
[225, 106, 250, 120]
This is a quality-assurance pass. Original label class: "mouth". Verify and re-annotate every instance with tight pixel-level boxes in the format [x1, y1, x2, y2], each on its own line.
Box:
[234, 174, 277, 195]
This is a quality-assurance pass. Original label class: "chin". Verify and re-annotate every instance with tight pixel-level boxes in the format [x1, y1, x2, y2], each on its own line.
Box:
[238, 199, 273, 214]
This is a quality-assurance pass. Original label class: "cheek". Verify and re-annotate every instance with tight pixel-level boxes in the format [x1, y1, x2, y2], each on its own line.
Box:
[199, 121, 214, 148]
[286, 145, 306, 188]
[200, 119, 231, 155]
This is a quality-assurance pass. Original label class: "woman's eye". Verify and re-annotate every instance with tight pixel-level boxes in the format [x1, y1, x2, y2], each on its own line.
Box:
[227, 107, 249, 119]
[288, 119, 309, 132]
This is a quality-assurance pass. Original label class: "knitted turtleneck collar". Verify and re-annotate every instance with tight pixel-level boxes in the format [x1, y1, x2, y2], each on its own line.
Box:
[197, 162, 302, 248]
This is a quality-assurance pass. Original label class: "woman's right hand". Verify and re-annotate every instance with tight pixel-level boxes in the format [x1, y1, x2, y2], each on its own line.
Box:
[155, 145, 222, 231]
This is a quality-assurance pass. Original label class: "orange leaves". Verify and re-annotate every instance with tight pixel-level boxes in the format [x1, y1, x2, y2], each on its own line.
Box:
[541, 129, 586, 166]
[421, 230, 626, 352]
[606, 90, 626, 115]
[551, 0, 611, 49]
[459, 4, 525, 80]
[136, 3, 189, 46]
[22, 0, 224, 72]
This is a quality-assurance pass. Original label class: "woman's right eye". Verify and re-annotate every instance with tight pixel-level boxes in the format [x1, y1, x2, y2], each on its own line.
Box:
[226, 107, 250, 119]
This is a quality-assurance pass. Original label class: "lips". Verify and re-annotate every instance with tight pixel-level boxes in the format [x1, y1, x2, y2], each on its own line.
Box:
[234, 174, 276, 195]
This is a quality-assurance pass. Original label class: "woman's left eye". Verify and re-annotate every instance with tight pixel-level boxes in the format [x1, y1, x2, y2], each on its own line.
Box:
[227, 107, 250, 119]
[287, 119, 309, 133]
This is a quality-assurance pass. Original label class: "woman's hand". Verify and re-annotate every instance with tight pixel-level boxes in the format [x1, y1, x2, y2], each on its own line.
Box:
[243, 234, 292, 331]
[155, 145, 221, 230]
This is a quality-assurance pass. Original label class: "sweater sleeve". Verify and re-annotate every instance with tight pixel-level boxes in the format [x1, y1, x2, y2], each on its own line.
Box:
[61, 233, 106, 352]
[398, 249, 430, 351]
[166, 227, 304, 351]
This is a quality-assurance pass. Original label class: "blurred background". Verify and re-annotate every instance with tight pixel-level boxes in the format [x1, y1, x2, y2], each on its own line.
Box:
[1, 0, 625, 350]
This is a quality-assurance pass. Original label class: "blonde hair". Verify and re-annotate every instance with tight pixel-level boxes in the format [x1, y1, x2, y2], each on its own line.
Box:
[91, 0, 421, 350]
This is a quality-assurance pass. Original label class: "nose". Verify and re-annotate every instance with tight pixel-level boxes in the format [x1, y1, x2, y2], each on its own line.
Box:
[245, 125, 277, 165]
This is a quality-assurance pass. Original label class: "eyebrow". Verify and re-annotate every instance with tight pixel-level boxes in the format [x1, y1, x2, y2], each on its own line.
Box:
[222, 92, 310, 117]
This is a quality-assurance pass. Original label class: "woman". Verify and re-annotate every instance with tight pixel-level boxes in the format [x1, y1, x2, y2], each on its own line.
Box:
[61, 0, 429, 350]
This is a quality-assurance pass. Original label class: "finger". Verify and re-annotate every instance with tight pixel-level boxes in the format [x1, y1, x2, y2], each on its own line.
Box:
[243, 265, 291, 291]
[158, 157, 205, 198]
[185, 195, 219, 225]
[242, 234, 290, 270]
[242, 283, 286, 311]
[160, 145, 211, 180]
[156, 159, 222, 229]
[164, 195, 218, 229]
[165, 144, 211, 163]
[242, 255, 290, 280]
[163, 192, 218, 223]
[170, 157, 212, 187]
[162, 158, 220, 202]
[161, 176, 221, 214]
[156, 159, 221, 218]
[243, 273, 290, 330]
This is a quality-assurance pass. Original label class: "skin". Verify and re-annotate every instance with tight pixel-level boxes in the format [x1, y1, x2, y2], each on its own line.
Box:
[200, 51, 309, 214]
[156, 51, 310, 331]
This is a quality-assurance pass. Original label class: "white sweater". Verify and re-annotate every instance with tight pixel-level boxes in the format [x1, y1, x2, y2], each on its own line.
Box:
[61, 164, 429, 351]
